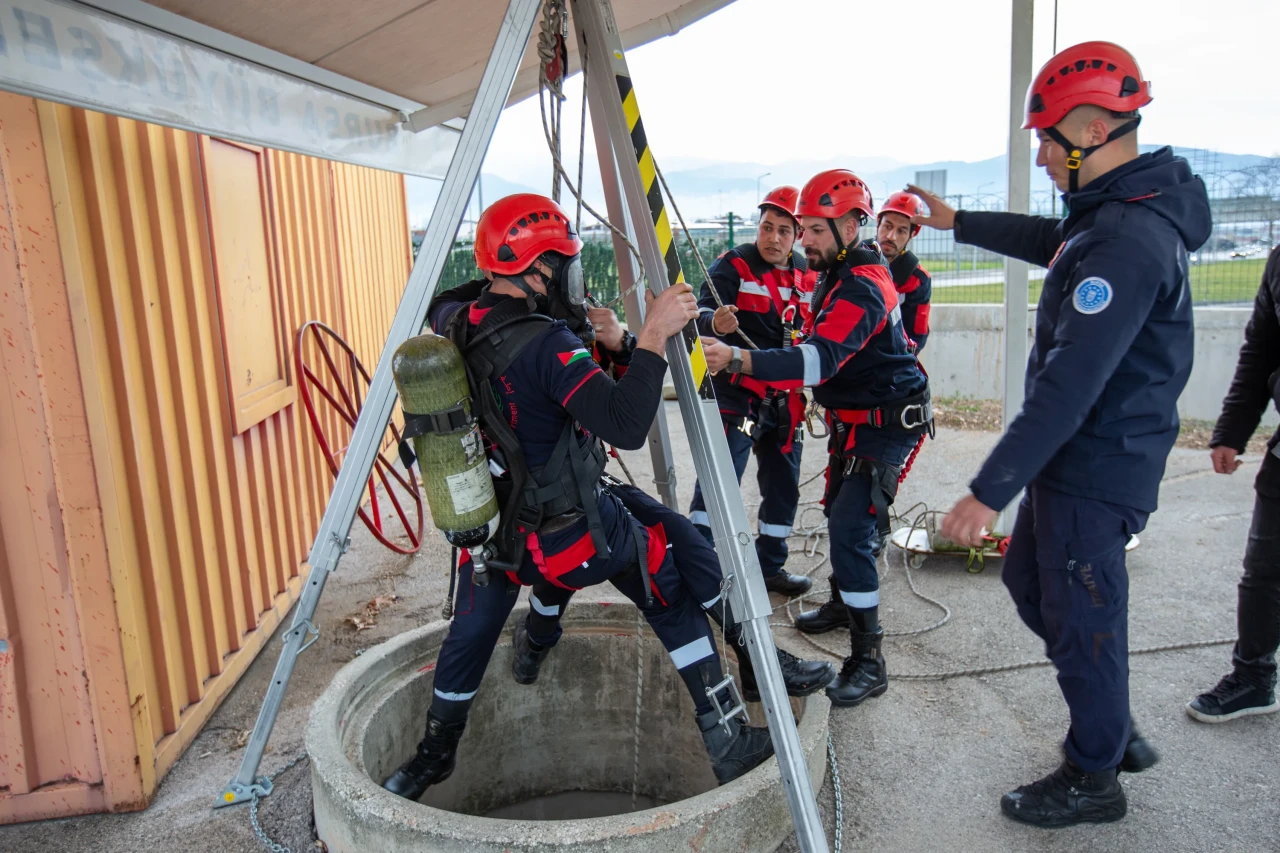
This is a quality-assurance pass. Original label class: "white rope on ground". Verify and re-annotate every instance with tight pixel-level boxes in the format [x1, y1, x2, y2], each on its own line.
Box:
[752, 495, 1235, 679]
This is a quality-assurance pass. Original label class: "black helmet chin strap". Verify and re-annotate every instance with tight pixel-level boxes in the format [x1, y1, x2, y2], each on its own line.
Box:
[1044, 115, 1141, 192]
[500, 275, 543, 312]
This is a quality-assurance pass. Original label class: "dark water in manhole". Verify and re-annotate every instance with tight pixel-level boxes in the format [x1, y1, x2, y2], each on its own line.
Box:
[484, 791, 671, 820]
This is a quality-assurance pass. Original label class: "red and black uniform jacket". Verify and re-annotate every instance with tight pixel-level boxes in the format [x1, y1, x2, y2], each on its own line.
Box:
[888, 249, 932, 353]
[749, 242, 927, 419]
[694, 243, 815, 447]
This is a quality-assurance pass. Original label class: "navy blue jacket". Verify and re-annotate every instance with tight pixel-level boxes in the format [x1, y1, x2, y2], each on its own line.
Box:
[957, 147, 1212, 512]
[426, 289, 664, 584]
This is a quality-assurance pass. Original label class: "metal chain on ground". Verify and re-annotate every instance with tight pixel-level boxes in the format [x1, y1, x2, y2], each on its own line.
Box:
[651, 158, 761, 351]
[630, 606, 645, 811]
[248, 753, 310, 853]
[827, 733, 843, 853]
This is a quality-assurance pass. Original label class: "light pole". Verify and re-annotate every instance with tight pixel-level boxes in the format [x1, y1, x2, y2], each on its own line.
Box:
[756, 171, 772, 207]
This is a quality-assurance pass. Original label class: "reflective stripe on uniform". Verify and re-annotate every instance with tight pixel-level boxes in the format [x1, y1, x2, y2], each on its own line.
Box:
[529, 593, 559, 616]
[668, 635, 716, 670]
[839, 588, 879, 609]
[798, 343, 822, 386]
[434, 687, 479, 702]
[689, 510, 710, 528]
[758, 521, 793, 539]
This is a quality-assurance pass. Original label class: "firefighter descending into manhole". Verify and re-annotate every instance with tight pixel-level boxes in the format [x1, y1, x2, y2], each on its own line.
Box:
[386, 193, 782, 801]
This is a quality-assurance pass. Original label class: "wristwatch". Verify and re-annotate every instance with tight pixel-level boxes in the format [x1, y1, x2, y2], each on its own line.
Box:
[727, 346, 743, 374]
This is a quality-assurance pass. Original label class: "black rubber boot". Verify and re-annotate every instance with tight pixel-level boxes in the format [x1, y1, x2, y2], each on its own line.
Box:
[1001, 760, 1127, 827]
[382, 712, 467, 800]
[825, 606, 887, 707]
[764, 571, 813, 598]
[794, 577, 851, 634]
[697, 708, 775, 785]
[511, 620, 553, 685]
[726, 623, 835, 702]
[1120, 720, 1160, 773]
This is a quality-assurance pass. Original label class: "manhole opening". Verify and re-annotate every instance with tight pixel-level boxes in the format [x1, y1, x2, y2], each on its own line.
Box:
[358, 628, 802, 820]
[484, 791, 670, 820]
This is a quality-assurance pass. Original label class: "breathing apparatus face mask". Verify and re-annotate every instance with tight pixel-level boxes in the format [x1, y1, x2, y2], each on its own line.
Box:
[540, 252, 593, 344]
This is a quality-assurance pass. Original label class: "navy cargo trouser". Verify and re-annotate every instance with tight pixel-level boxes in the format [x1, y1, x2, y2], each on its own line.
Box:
[689, 420, 802, 577]
[527, 484, 732, 642]
[433, 510, 721, 711]
[1002, 483, 1148, 773]
[824, 428, 919, 609]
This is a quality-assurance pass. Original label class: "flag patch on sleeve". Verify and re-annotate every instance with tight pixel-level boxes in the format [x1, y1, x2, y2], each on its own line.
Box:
[557, 348, 591, 366]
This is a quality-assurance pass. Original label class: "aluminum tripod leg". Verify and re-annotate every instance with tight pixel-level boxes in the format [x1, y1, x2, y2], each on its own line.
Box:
[214, 0, 543, 808]
[588, 89, 679, 511]
[571, 2, 828, 849]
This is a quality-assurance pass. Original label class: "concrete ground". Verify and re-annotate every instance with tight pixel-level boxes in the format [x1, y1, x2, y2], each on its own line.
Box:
[4, 401, 1277, 853]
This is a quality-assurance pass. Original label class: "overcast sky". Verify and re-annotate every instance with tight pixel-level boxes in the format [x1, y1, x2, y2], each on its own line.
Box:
[408, 0, 1279, 225]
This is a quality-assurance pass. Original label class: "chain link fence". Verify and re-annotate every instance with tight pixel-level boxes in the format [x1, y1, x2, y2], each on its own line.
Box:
[905, 155, 1280, 306]
[419, 153, 1279, 309]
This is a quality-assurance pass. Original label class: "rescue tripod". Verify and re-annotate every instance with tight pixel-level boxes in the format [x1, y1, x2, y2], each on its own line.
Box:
[217, 1, 829, 850]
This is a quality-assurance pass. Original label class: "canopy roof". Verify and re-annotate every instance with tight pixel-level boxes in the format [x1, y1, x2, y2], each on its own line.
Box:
[0, 0, 735, 176]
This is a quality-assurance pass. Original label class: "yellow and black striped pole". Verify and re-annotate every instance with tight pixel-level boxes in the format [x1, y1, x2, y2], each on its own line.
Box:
[610, 64, 713, 400]
[572, 1, 830, 849]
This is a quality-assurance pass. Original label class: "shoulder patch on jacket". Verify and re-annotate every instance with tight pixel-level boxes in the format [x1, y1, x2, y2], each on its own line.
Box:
[1072, 277, 1113, 315]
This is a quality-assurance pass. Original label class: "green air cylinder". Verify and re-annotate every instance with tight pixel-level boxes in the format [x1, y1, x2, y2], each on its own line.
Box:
[393, 333, 500, 555]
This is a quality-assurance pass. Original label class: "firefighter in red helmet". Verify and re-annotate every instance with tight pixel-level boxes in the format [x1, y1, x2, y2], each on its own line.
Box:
[703, 169, 933, 709]
[688, 186, 820, 601]
[875, 191, 932, 352]
[383, 194, 779, 800]
[911, 42, 1212, 827]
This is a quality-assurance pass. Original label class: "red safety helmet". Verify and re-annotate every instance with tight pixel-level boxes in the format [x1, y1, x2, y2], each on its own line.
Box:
[797, 170, 875, 222]
[878, 191, 926, 237]
[759, 185, 801, 225]
[1023, 41, 1152, 130]
[474, 193, 583, 276]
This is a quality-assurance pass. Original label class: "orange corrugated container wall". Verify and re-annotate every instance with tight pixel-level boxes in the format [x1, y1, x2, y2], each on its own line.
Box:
[0, 92, 412, 823]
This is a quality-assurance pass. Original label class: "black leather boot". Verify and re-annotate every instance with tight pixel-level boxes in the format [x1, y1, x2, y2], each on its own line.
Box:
[1001, 760, 1126, 827]
[825, 606, 887, 707]
[764, 571, 813, 598]
[697, 708, 775, 785]
[726, 623, 835, 702]
[511, 620, 553, 685]
[382, 712, 467, 800]
[794, 577, 851, 634]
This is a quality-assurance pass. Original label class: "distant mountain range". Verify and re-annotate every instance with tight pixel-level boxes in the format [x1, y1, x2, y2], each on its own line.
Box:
[406, 145, 1275, 227]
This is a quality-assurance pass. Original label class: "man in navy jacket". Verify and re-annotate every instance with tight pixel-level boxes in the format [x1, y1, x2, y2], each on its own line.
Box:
[912, 42, 1211, 827]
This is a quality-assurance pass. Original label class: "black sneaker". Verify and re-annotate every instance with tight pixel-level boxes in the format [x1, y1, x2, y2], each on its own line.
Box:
[1187, 672, 1280, 723]
[1000, 760, 1126, 828]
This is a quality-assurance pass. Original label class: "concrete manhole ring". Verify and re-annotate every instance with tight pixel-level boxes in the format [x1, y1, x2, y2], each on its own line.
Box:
[307, 601, 831, 852]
